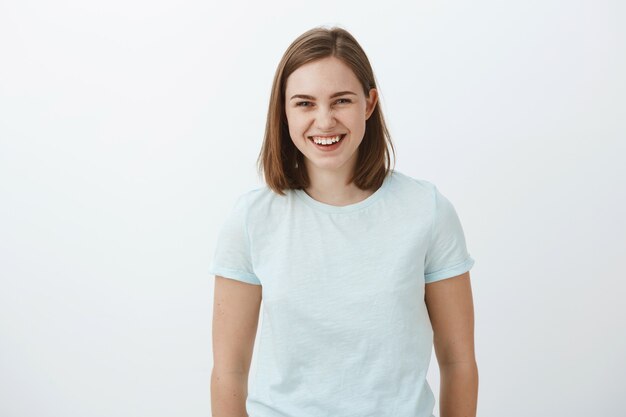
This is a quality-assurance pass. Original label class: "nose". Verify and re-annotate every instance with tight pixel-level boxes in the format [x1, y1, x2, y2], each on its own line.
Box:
[314, 107, 336, 131]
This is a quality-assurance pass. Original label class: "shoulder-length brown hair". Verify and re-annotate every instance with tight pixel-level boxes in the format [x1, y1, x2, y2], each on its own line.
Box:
[256, 25, 396, 196]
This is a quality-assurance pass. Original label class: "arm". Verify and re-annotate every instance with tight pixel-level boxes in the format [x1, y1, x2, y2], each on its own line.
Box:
[425, 271, 478, 417]
[211, 275, 262, 417]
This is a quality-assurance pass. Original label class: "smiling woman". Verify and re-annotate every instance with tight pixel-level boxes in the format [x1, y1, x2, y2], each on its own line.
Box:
[209, 25, 477, 417]
[255, 26, 396, 206]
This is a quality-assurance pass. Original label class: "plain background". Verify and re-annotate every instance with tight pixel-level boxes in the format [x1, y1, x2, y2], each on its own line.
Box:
[1, 0, 624, 416]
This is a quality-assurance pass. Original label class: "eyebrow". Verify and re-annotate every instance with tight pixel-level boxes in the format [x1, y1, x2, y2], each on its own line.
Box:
[289, 91, 357, 100]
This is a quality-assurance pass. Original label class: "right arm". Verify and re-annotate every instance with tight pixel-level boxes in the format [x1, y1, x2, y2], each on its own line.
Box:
[211, 275, 262, 417]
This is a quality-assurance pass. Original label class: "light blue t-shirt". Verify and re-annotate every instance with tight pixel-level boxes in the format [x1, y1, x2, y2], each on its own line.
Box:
[209, 169, 475, 417]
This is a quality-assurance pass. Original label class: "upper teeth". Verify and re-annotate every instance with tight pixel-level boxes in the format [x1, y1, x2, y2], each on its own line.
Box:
[311, 135, 342, 145]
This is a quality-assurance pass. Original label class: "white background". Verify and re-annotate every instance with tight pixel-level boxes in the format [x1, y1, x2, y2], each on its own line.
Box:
[1, 0, 624, 416]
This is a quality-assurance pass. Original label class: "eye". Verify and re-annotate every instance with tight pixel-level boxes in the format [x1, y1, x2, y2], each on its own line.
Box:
[294, 98, 351, 108]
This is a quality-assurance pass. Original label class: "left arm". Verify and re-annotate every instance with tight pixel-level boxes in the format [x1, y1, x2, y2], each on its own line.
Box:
[425, 271, 478, 417]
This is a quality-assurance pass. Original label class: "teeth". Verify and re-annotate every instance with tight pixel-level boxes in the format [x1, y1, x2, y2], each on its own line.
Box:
[311, 135, 343, 145]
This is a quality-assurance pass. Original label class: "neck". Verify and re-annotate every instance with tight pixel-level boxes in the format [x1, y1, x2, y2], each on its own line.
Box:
[302, 161, 373, 207]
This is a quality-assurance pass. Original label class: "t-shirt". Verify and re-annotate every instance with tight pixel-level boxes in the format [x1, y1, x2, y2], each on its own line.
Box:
[208, 169, 475, 417]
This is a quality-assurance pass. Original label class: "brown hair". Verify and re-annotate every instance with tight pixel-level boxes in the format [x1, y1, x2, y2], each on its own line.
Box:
[256, 25, 396, 196]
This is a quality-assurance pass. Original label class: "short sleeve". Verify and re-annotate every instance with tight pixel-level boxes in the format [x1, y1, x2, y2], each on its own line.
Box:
[208, 194, 261, 285]
[424, 185, 475, 284]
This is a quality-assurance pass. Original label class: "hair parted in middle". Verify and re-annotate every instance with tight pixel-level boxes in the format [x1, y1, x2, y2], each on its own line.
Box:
[256, 25, 396, 196]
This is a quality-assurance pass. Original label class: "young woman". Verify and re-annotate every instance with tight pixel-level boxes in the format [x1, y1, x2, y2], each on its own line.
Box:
[209, 26, 478, 417]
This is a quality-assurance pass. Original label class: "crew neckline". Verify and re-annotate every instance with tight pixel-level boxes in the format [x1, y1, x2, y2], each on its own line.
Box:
[294, 171, 394, 213]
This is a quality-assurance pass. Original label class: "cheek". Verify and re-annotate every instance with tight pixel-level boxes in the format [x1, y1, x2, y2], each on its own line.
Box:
[286, 113, 307, 135]
[285, 121, 301, 143]
[345, 112, 366, 131]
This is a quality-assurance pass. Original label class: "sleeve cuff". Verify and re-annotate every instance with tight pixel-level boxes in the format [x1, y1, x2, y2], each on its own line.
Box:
[209, 266, 262, 285]
[424, 256, 475, 284]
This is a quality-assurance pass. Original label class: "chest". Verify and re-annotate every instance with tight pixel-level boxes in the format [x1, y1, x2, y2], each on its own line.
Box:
[250, 206, 431, 306]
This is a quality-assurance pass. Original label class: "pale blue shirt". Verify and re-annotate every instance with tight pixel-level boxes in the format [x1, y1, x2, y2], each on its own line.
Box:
[209, 169, 475, 417]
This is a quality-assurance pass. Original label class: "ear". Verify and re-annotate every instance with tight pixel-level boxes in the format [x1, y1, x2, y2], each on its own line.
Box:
[365, 88, 378, 120]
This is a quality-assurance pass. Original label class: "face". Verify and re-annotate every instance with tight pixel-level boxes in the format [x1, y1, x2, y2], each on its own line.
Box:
[284, 56, 378, 176]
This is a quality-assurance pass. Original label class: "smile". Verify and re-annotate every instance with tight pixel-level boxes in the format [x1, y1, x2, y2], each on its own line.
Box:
[307, 134, 346, 152]
[308, 134, 346, 146]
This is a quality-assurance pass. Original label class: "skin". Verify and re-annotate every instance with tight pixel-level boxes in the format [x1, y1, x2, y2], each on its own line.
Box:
[284, 56, 378, 206]
[211, 276, 261, 417]
[425, 271, 479, 417]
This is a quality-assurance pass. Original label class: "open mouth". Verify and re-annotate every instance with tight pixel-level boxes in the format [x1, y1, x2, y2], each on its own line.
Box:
[308, 134, 346, 147]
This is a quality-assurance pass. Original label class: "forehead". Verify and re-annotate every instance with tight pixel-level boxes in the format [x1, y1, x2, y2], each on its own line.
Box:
[285, 57, 361, 95]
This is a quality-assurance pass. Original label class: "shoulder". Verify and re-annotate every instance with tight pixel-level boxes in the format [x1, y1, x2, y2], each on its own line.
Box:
[233, 184, 291, 218]
[233, 185, 266, 206]
[387, 169, 438, 204]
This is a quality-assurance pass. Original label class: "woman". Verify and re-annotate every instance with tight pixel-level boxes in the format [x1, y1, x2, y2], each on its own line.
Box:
[209, 25, 478, 417]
